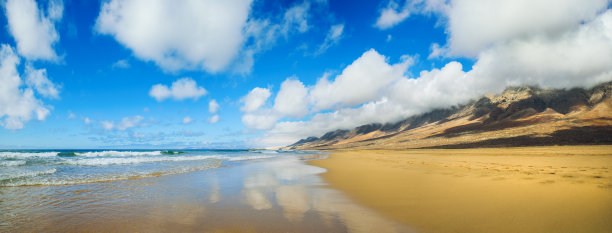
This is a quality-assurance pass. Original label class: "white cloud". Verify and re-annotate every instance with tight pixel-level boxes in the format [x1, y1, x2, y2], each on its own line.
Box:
[386, 34, 392, 42]
[444, 0, 609, 57]
[384, 0, 609, 57]
[282, 2, 311, 35]
[374, 0, 447, 30]
[244, 7, 612, 146]
[274, 78, 309, 118]
[375, 0, 412, 29]
[209, 99, 219, 113]
[149, 77, 207, 101]
[101, 121, 114, 130]
[101, 115, 144, 131]
[241, 87, 271, 112]
[67, 111, 75, 119]
[0, 45, 55, 130]
[309, 49, 413, 110]
[242, 109, 279, 130]
[112, 59, 130, 69]
[95, 0, 252, 72]
[95, 0, 324, 74]
[315, 24, 344, 55]
[209, 115, 219, 124]
[477, 11, 612, 89]
[83, 117, 91, 124]
[240, 77, 310, 130]
[241, 87, 277, 129]
[4, 0, 62, 61]
[25, 65, 60, 99]
[182, 116, 193, 124]
[235, 2, 315, 73]
[47, 0, 64, 21]
[117, 115, 144, 130]
[427, 42, 445, 59]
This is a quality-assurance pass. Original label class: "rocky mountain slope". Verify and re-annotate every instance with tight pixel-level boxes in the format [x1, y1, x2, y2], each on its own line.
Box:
[286, 81, 612, 150]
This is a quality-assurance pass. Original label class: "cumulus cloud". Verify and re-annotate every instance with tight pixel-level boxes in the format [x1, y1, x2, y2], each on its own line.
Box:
[467, 11, 612, 89]
[309, 49, 413, 110]
[0, 45, 58, 130]
[380, 0, 609, 57]
[444, 0, 609, 57]
[242, 109, 280, 130]
[4, 0, 62, 61]
[95, 0, 252, 72]
[240, 87, 278, 129]
[274, 78, 309, 118]
[25, 65, 60, 99]
[149, 77, 207, 101]
[95, 0, 321, 73]
[242, 87, 271, 112]
[245, 7, 612, 146]
[209, 99, 219, 113]
[238, 1, 612, 146]
[241, 77, 313, 129]
[315, 24, 344, 55]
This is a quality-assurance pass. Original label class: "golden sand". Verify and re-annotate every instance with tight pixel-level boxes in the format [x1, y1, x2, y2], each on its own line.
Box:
[308, 146, 612, 233]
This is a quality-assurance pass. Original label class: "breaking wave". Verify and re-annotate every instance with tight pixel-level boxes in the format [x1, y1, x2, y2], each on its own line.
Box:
[0, 152, 59, 159]
[62, 155, 223, 166]
[74, 151, 163, 157]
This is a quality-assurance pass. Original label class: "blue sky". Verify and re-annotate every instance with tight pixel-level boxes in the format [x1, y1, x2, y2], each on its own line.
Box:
[0, 0, 611, 149]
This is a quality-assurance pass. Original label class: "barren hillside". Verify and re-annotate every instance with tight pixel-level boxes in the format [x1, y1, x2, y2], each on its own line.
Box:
[286, 81, 612, 150]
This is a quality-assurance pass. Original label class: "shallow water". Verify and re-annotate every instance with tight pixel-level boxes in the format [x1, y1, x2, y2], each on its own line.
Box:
[0, 152, 409, 232]
[0, 149, 300, 186]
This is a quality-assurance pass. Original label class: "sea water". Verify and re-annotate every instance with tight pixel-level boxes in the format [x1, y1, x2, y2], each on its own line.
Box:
[0, 149, 314, 186]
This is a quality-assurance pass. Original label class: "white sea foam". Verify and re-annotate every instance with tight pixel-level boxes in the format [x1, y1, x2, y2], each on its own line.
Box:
[260, 150, 279, 154]
[226, 155, 275, 161]
[0, 152, 59, 158]
[0, 162, 222, 187]
[0, 160, 27, 166]
[75, 151, 162, 157]
[0, 168, 57, 182]
[63, 155, 223, 166]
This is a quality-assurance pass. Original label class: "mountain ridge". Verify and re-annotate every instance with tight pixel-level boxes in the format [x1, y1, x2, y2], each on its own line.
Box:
[285, 81, 612, 150]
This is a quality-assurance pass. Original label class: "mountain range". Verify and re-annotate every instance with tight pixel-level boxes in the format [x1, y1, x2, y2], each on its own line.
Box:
[286, 81, 612, 150]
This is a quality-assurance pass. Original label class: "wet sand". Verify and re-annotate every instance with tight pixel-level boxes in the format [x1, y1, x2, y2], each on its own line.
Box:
[0, 155, 409, 232]
[308, 146, 612, 233]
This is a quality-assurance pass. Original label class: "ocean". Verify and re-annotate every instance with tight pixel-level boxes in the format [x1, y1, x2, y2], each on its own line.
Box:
[0, 149, 318, 187]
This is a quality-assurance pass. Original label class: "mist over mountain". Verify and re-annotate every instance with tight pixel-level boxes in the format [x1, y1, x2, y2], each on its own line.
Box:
[287, 81, 612, 150]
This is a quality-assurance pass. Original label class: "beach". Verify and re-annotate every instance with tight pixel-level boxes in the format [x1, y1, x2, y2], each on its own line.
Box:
[0, 151, 409, 232]
[309, 146, 612, 233]
[2, 147, 611, 232]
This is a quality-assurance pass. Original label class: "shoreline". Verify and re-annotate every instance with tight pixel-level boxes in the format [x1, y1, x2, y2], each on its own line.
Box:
[1, 154, 409, 232]
[308, 145, 612, 233]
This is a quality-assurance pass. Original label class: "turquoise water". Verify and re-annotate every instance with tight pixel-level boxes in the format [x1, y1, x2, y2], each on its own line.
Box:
[0, 149, 315, 186]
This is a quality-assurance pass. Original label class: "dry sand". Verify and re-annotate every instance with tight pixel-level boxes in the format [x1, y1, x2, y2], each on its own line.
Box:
[308, 146, 612, 233]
